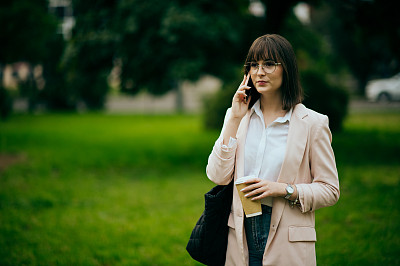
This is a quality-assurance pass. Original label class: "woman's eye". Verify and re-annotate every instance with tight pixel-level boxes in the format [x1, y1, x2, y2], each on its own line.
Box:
[250, 63, 258, 68]
[265, 61, 275, 67]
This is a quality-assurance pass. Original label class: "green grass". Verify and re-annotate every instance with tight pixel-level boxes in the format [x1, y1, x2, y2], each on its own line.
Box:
[0, 111, 399, 265]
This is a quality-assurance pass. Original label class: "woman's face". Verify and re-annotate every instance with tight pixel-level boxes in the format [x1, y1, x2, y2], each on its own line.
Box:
[250, 60, 283, 96]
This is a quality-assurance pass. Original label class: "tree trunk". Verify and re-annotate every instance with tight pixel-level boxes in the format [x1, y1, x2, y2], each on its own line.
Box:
[174, 80, 183, 113]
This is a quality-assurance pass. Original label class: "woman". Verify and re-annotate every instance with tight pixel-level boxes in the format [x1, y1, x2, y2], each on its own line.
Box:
[206, 34, 340, 266]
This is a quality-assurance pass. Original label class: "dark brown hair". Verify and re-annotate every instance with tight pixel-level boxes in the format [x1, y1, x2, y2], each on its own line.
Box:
[244, 34, 303, 110]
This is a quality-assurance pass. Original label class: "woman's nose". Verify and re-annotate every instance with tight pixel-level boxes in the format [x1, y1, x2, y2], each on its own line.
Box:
[256, 65, 266, 75]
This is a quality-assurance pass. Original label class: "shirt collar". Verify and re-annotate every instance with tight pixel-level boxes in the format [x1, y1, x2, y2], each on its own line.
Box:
[251, 99, 293, 124]
[251, 99, 263, 118]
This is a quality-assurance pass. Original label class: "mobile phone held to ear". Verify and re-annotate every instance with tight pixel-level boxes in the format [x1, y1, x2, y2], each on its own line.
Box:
[245, 76, 257, 98]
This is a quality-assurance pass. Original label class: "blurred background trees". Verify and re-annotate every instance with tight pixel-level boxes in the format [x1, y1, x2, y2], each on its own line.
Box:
[113, 0, 254, 111]
[0, 0, 58, 116]
[1, 0, 399, 130]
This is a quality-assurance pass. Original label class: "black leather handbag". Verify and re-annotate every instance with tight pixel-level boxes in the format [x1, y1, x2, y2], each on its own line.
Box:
[186, 180, 234, 266]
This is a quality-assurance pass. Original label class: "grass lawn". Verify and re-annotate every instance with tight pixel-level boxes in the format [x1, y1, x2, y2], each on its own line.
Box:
[0, 111, 399, 265]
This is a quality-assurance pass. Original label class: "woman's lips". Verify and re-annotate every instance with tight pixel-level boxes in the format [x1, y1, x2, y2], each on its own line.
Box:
[257, 81, 267, 85]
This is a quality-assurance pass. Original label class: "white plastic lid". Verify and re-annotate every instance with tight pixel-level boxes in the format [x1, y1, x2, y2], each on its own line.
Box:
[235, 175, 257, 185]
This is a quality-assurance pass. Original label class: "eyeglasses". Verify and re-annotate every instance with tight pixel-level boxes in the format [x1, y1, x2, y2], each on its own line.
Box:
[245, 60, 282, 74]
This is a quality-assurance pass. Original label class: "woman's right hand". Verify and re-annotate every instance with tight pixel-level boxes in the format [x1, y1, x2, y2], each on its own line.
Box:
[221, 75, 251, 145]
[231, 74, 251, 120]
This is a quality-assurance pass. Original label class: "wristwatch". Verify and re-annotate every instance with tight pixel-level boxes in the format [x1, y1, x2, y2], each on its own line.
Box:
[284, 184, 294, 200]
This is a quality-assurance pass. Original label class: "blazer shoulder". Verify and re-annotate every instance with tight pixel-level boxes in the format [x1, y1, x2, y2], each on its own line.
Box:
[295, 104, 328, 125]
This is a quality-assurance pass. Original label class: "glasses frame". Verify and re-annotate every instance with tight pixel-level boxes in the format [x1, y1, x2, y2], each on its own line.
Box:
[245, 60, 282, 74]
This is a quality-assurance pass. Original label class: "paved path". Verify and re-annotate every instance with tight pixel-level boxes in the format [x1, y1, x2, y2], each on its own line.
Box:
[105, 95, 400, 114]
[349, 99, 400, 113]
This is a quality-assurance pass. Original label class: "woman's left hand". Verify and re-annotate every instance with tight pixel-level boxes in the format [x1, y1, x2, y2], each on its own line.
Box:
[240, 178, 287, 201]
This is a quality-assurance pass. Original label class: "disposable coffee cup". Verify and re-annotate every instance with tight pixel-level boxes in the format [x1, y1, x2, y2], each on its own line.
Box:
[235, 176, 262, 218]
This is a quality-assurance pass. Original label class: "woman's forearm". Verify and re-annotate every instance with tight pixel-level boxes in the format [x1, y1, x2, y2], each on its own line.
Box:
[222, 117, 242, 145]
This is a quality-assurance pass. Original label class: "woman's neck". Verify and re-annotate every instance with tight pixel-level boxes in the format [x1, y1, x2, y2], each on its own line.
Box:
[259, 93, 286, 127]
[259, 93, 284, 114]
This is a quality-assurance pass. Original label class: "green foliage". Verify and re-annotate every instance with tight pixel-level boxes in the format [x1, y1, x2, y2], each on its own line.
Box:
[42, 35, 76, 111]
[301, 70, 349, 131]
[311, 1, 400, 94]
[61, 0, 118, 110]
[18, 72, 40, 113]
[0, 112, 399, 265]
[281, 10, 350, 132]
[0, 0, 60, 112]
[0, 86, 13, 120]
[59, 0, 254, 109]
[115, 0, 253, 96]
[0, 0, 58, 63]
[203, 77, 238, 130]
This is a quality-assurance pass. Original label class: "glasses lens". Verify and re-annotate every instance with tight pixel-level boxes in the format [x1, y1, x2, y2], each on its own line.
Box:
[264, 61, 276, 73]
[249, 61, 278, 74]
[249, 62, 258, 73]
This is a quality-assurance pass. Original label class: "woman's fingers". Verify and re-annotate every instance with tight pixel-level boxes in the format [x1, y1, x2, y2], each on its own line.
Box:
[240, 178, 261, 193]
[244, 186, 265, 197]
[240, 179, 272, 199]
[243, 178, 260, 185]
[238, 74, 250, 91]
[250, 192, 268, 201]
[235, 87, 251, 104]
[236, 85, 250, 97]
[245, 74, 250, 86]
[240, 74, 246, 86]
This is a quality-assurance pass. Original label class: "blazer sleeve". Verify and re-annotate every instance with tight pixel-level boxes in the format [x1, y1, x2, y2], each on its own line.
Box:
[296, 115, 340, 213]
[206, 108, 237, 185]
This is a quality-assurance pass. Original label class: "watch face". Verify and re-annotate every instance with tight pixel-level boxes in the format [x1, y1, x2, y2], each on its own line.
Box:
[287, 185, 294, 194]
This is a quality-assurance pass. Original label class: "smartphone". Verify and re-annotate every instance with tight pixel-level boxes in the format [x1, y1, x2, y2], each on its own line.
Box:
[245, 77, 257, 98]
[243, 65, 260, 108]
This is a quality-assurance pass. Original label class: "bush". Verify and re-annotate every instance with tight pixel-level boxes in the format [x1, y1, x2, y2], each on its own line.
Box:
[0, 86, 13, 120]
[301, 70, 349, 132]
[203, 82, 236, 130]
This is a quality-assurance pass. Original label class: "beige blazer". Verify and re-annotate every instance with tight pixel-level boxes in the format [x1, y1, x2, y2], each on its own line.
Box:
[206, 104, 340, 266]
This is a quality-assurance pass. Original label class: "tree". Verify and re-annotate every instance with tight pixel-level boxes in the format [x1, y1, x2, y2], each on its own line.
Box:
[115, 0, 255, 111]
[61, 0, 118, 110]
[0, 0, 59, 114]
[311, 0, 400, 94]
[60, 0, 254, 111]
[0, 0, 58, 64]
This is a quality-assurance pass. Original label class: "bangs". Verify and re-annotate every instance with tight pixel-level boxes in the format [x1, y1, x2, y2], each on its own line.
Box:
[245, 37, 281, 63]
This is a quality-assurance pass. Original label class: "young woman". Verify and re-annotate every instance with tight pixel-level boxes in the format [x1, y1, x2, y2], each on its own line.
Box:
[206, 34, 340, 266]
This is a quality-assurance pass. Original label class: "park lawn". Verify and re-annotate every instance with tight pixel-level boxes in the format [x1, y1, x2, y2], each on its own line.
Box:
[0, 111, 399, 265]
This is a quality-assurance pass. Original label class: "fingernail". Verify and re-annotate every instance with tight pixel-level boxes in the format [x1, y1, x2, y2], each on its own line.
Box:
[245, 194, 249, 197]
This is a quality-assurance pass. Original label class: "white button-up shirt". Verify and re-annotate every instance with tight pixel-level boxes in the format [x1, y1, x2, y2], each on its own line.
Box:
[222, 100, 292, 207]
[245, 100, 292, 206]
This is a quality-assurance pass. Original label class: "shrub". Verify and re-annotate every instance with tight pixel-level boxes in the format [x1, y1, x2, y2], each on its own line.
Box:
[203, 82, 236, 130]
[301, 70, 349, 132]
[0, 86, 13, 120]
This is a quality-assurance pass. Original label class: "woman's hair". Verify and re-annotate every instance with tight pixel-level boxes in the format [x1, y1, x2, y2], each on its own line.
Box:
[244, 34, 303, 110]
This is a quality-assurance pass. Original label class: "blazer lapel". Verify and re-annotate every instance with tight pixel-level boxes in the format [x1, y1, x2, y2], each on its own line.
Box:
[265, 104, 309, 249]
[277, 104, 309, 184]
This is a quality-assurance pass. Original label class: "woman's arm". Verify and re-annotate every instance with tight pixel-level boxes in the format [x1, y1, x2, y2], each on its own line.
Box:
[206, 75, 251, 185]
[296, 115, 340, 212]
